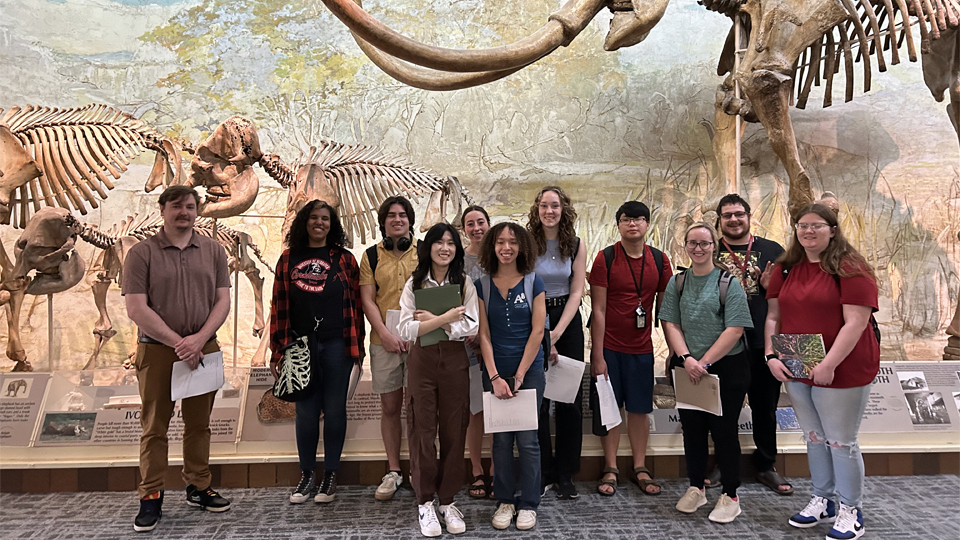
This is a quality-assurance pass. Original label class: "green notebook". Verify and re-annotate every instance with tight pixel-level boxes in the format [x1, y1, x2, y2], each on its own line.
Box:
[414, 284, 462, 347]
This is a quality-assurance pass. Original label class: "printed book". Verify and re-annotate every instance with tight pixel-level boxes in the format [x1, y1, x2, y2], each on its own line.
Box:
[771, 334, 826, 379]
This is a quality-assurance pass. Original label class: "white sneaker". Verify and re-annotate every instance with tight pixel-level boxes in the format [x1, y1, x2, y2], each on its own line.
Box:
[708, 494, 742, 523]
[826, 503, 865, 540]
[376, 471, 402, 501]
[418, 501, 442, 537]
[516, 509, 537, 530]
[789, 496, 837, 528]
[491, 503, 516, 530]
[439, 502, 466, 534]
[676, 486, 707, 513]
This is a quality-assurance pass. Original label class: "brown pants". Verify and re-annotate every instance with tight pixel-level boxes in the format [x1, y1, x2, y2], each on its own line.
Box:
[406, 339, 471, 505]
[136, 339, 219, 499]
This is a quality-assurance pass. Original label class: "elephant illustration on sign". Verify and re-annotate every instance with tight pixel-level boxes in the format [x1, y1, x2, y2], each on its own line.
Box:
[5, 378, 27, 397]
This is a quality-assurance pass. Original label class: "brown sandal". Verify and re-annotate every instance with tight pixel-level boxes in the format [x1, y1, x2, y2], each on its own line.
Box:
[468, 475, 489, 499]
[756, 469, 794, 495]
[630, 466, 661, 496]
[597, 466, 619, 496]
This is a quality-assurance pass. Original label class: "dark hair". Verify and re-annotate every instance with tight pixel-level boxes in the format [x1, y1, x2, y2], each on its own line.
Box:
[715, 193, 751, 229]
[615, 201, 650, 222]
[378, 196, 416, 237]
[777, 204, 876, 280]
[411, 223, 465, 289]
[479, 222, 537, 275]
[460, 205, 490, 227]
[158, 185, 200, 208]
[527, 186, 578, 260]
[285, 200, 347, 251]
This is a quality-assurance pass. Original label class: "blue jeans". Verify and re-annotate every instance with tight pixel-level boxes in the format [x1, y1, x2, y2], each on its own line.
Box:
[492, 366, 545, 511]
[295, 337, 352, 473]
[786, 381, 871, 507]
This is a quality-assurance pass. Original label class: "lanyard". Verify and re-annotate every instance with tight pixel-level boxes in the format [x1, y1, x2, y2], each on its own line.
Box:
[722, 235, 754, 275]
[621, 243, 646, 304]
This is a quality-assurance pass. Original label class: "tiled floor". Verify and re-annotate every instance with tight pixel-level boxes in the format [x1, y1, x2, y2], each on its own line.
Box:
[1, 475, 957, 539]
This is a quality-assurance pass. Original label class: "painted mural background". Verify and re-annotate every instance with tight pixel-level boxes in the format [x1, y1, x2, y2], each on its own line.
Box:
[1, 0, 957, 371]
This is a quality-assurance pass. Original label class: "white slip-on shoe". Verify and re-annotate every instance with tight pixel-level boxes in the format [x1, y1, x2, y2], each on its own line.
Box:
[708, 494, 742, 523]
[676, 486, 708, 513]
[376, 471, 402, 501]
[491, 503, 516, 530]
[439, 502, 466, 534]
[418, 501, 442, 537]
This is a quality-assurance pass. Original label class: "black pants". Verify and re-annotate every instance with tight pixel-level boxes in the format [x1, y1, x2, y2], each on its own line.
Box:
[537, 304, 584, 482]
[678, 350, 750, 498]
[747, 347, 782, 472]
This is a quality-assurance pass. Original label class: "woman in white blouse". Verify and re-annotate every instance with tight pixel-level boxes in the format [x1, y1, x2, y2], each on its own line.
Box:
[397, 222, 479, 538]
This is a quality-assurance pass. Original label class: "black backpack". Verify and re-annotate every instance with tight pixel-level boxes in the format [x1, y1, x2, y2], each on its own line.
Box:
[780, 266, 881, 345]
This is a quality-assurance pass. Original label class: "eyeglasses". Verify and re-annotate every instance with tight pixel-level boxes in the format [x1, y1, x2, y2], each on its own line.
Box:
[618, 217, 647, 225]
[720, 211, 748, 220]
[685, 240, 714, 249]
[795, 222, 831, 231]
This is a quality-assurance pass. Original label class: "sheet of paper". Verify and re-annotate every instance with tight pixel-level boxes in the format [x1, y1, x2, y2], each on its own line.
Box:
[595, 375, 622, 429]
[385, 310, 402, 338]
[672, 367, 723, 416]
[482, 389, 538, 433]
[170, 351, 224, 401]
[543, 355, 586, 404]
[469, 363, 484, 415]
[347, 363, 363, 401]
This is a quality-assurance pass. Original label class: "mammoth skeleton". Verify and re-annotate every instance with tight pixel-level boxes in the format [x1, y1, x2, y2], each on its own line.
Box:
[319, 0, 958, 217]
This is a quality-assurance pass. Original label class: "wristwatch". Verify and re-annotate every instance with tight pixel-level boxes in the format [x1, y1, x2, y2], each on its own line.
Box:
[764, 353, 779, 363]
[680, 354, 694, 362]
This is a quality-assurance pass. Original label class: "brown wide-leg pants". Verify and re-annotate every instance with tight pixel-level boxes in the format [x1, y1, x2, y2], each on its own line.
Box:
[136, 339, 219, 498]
[406, 339, 471, 505]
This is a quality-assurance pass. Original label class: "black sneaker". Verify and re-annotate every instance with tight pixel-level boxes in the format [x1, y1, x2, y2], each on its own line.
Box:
[556, 477, 579, 500]
[134, 491, 163, 532]
[314, 470, 337, 503]
[185, 484, 231, 512]
[290, 471, 318, 504]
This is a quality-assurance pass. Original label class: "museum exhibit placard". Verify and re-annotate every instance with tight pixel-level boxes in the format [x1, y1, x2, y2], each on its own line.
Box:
[0, 373, 51, 446]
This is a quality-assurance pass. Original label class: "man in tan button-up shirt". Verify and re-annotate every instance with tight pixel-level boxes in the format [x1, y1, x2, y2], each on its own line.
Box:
[122, 185, 231, 532]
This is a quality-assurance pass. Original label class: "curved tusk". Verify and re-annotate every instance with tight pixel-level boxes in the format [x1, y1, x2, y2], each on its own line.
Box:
[320, 0, 605, 73]
[603, 0, 670, 51]
[354, 36, 530, 91]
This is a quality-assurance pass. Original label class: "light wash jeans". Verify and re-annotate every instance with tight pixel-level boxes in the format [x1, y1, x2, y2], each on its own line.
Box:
[786, 381, 871, 508]
[492, 366, 545, 511]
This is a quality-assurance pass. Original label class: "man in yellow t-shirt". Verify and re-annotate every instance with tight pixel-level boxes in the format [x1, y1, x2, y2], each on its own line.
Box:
[359, 196, 419, 501]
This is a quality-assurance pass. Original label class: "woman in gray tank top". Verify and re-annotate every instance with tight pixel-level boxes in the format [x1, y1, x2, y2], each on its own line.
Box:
[527, 186, 586, 500]
[461, 205, 494, 499]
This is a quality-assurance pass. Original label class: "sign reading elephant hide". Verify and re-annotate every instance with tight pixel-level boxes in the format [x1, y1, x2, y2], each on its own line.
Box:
[0, 373, 50, 446]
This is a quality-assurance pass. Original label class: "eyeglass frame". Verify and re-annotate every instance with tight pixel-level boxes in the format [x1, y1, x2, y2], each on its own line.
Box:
[794, 222, 833, 231]
[684, 240, 715, 249]
[719, 211, 749, 220]
[618, 217, 648, 225]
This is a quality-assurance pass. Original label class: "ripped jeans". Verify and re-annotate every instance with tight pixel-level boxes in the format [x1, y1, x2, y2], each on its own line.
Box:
[786, 382, 871, 508]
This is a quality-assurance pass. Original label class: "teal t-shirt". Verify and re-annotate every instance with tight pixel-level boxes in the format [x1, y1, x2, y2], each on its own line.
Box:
[658, 267, 754, 359]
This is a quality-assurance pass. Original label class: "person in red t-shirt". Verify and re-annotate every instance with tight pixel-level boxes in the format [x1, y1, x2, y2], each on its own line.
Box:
[764, 204, 879, 540]
[589, 201, 672, 497]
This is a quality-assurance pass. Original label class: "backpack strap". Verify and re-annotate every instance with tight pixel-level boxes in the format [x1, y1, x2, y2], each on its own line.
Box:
[675, 268, 688, 298]
[366, 245, 380, 292]
[524, 272, 535, 309]
[602, 245, 616, 283]
[481, 274, 492, 316]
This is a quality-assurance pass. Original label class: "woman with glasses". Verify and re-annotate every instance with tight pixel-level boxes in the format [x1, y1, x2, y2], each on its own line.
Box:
[527, 186, 586, 500]
[763, 204, 879, 540]
[658, 222, 753, 524]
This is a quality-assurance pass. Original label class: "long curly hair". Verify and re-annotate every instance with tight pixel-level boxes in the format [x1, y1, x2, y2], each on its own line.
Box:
[777, 204, 875, 280]
[526, 185, 578, 260]
[285, 200, 346, 251]
[410, 223, 466, 289]
[480, 222, 537, 275]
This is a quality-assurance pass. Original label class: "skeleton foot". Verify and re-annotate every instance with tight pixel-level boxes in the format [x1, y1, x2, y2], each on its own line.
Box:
[11, 360, 33, 372]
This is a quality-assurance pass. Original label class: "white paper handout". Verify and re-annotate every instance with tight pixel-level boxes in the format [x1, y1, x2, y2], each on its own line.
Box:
[385, 309, 402, 338]
[469, 363, 484, 415]
[543, 355, 586, 404]
[595, 374, 622, 429]
[482, 389, 539, 433]
[347, 363, 363, 401]
[170, 351, 224, 401]
[672, 367, 723, 416]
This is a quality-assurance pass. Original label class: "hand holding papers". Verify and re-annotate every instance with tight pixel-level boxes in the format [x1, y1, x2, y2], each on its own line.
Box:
[483, 389, 539, 433]
[595, 374, 622, 429]
[543, 355, 586, 404]
[672, 367, 722, 416]
[171, 351, 224, 401]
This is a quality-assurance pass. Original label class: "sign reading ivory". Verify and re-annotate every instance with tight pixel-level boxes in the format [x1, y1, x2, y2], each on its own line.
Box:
[0, 373, 50, 446]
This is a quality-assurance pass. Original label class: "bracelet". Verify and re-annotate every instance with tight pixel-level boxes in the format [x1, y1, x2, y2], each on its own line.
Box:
[489, 374, 501, 382]
[764, 353, 778, 363]
[680, 354, 694, 362]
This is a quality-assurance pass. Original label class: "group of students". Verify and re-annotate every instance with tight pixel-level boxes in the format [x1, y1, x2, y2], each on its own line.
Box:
[266, 189, 879, 540]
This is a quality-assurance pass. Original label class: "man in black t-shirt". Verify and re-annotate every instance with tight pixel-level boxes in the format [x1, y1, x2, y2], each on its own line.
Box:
[713, 194, 791, 495]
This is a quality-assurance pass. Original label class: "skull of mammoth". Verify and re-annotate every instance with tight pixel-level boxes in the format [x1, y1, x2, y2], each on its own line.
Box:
[189, 116, 264, 219]
[13, 207, 85, 295]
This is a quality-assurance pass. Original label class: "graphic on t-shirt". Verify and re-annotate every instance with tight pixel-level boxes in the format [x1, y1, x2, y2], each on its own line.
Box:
[717, 251, 761, 296]
[513, 292, 528, 307]
[292, 258, 331, 293]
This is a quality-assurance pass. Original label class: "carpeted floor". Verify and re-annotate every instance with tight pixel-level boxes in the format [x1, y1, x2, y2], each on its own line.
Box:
[1, 475, 957, 539]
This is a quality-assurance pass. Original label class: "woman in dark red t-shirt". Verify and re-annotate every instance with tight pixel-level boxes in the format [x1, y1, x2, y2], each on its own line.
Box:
[763, 204, 879, 540]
